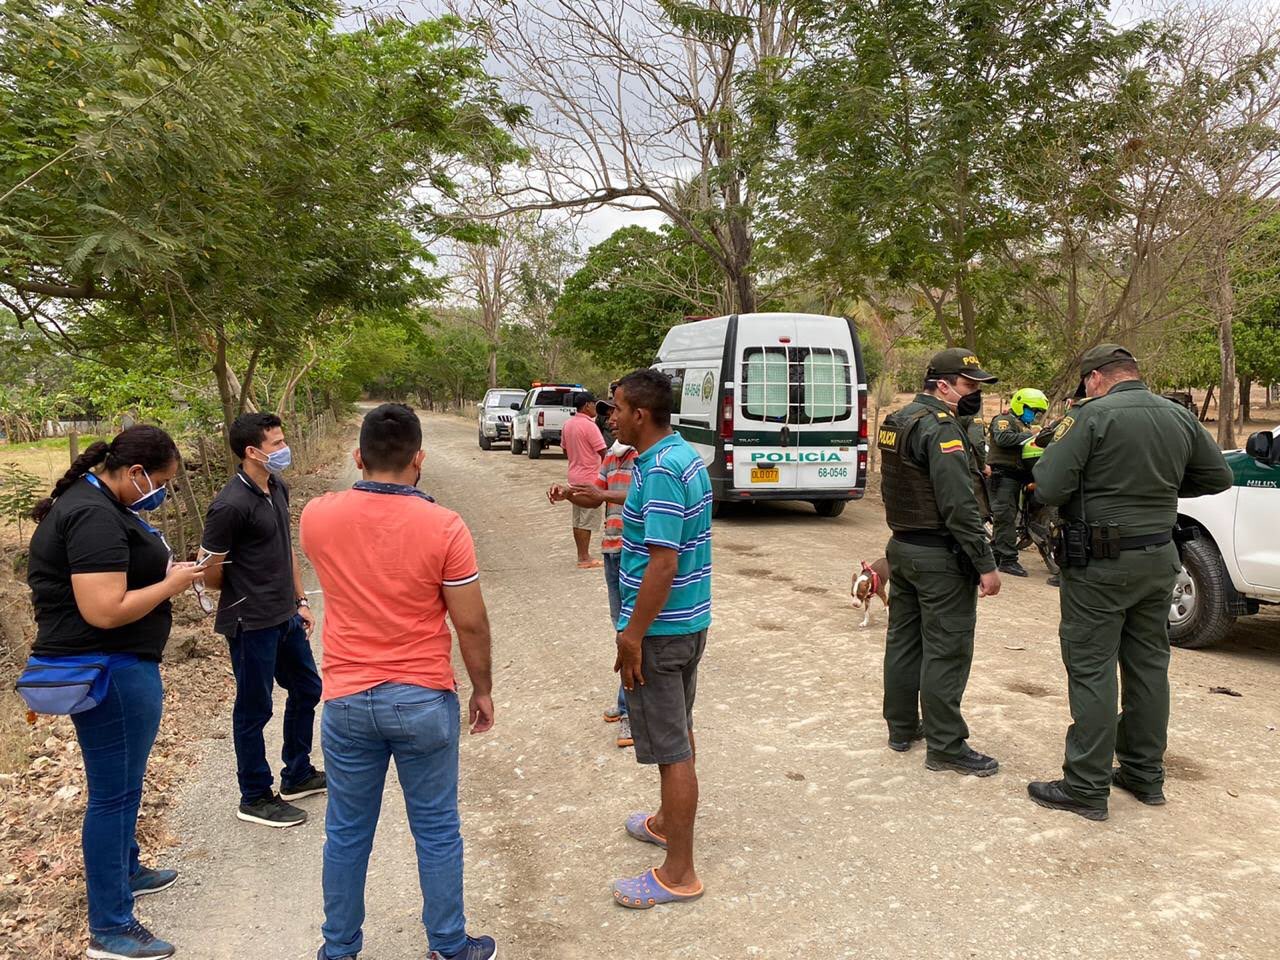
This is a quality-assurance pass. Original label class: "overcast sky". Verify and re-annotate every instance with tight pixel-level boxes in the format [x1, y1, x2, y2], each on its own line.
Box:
[343, 0, 1278, 248]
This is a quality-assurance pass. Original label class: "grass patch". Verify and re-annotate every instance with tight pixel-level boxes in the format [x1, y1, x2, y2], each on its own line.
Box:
[0, 436, 108, 487]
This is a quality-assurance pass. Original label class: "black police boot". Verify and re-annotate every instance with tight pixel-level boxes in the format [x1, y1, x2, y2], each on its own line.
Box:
[1047, 574, 1061, 587]
[997, 559, 1029, 577]
[924, 745, 999, 777]
[1027, 779, 1108, 821]
[1112, 768, 1166, 806]
[888, 722, 925, 753]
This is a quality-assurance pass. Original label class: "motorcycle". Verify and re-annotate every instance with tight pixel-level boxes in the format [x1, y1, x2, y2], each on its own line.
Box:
[1017, 422, 1062, 577]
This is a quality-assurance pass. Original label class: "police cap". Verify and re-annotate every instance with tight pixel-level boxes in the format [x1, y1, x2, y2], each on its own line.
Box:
[927, 347, 998, 384]
[1079, 344, 1138, 377]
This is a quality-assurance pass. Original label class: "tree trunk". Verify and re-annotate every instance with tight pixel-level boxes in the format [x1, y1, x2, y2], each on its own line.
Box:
[487, 342, 498, 390]
[956, 271, 978, 353]
[725, 213, 756, 314]
[1199, 384, 1215, 423]
[922, 287, 956, 347]
[237, 346, 263, 415]
[1215, 254, 1237, 449]
[211, 334, 239, 469]
[1240, 375, 1251, 425]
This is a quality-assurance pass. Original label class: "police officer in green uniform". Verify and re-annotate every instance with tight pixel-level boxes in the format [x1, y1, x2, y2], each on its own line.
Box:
[879, 348, 1003, 777]
[958, 413, 992, 521]
[1028, 345, 1232, 820]
[986, 388, 1049, 577]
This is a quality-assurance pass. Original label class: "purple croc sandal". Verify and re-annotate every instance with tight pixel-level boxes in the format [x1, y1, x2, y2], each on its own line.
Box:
[625, 812, 668, 849]
[612, 869, 704, 909]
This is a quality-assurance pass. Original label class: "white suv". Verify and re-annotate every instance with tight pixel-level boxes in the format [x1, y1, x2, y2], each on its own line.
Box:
[1170, 425, 1280, 648]
[477, 388, 527, 450]
[510, 383, 582, 460]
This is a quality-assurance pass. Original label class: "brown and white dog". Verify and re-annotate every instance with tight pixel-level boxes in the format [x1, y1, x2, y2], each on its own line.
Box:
[851, 557, 891, 628]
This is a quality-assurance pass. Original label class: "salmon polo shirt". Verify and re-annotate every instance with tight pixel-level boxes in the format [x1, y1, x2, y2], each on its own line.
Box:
[299, 487, 479, 701]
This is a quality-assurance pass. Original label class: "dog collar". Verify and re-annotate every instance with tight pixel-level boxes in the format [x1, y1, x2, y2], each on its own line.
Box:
[861, 561, 882, 596]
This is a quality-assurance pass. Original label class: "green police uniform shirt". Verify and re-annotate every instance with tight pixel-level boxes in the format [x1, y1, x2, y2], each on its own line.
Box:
[960, 415, 987, 472]
[897, 395, 997, 574]
[1032, 380, 1233, 533]
[987, 409, 1035, 467]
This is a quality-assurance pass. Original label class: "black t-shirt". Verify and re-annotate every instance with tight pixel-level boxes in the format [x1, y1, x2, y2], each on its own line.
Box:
[28, 478, 173, 660]
[202, 468, 296, 636]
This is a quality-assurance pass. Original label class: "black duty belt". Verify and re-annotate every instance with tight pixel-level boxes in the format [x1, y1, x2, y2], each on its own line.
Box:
[892, 530, 958, 549]
[1118, 532, 1173, 551]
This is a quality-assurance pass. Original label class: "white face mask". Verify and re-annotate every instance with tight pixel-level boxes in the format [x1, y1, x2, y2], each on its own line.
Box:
[610, 440, 633, 455]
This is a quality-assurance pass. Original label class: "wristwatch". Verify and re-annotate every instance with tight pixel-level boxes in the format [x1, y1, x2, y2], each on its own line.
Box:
[296, 597, 310, 609]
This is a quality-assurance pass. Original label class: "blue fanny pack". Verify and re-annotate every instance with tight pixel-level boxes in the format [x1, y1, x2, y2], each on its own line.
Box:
[15, 654, 118, 715]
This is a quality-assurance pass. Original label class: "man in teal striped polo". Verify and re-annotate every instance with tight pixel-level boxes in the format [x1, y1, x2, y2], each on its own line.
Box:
[608, 368, 712, 911]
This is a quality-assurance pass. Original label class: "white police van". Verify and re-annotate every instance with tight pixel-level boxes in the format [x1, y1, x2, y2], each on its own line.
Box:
[653, 313, 869, 517]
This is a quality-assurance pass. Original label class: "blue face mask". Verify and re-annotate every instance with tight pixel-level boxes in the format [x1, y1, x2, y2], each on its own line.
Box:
[130, 470, 167, 513]
[252, 445, 293, 474]
[1019, 408, 1038, 425]
[266, 445, 292, 474]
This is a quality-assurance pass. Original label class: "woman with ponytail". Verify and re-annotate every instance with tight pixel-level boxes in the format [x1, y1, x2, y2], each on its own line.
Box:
[26, 425, 204, 960]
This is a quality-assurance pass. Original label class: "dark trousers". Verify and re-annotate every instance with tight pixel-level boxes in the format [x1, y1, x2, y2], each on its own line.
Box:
[228, 614, 322, 803]
[71, 659, 163, 934]
[883, 538, 979, 759]
[990, 468, 1031, 564]
[1058, 544, 1180, 807]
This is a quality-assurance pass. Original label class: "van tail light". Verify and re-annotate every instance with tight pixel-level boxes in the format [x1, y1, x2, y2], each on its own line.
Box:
[726, 450, 734, 470]
[538, 411, 545, 428]
[721, 390, 733, 442]
[858, 386, 869, 442]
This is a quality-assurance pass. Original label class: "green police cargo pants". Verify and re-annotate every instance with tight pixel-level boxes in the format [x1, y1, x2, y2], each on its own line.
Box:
[883, 538, 979, 758]
[989, 468, 1029, 565]
[1057, 543, 1182, 808]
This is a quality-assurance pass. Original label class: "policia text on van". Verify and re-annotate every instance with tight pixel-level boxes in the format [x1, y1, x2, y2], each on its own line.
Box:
[653, 312, 869, 517]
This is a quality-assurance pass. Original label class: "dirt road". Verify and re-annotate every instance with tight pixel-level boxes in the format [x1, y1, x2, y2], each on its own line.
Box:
[146, 412, 1280, 960]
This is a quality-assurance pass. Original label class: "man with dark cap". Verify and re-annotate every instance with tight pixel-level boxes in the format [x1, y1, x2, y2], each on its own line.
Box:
[878, 347, 1003, 778]
[1028, 345, 1232, 820]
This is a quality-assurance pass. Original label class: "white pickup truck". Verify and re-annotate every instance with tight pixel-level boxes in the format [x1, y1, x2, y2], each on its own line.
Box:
[510, 383, 583, 460]
[1170, 425, 1280, 648]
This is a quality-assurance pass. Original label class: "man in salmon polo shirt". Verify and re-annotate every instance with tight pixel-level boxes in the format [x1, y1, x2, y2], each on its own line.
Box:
[562, 390, 607, 569]
[300, 403, 496, 960]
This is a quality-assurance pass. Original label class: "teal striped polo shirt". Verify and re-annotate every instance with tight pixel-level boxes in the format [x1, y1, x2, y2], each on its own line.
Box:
[617, 432, 712, 635]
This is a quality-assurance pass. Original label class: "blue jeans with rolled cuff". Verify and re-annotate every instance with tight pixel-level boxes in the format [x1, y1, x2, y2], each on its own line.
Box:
[70, 658, 163, 934]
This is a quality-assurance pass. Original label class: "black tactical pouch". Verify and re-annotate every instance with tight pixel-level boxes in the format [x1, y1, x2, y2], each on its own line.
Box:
[1051, 519, 1091, 568]
[1090, 524, 1122, 560]
[1173, 525, 1199, 560]
[951, 542, 981, 584]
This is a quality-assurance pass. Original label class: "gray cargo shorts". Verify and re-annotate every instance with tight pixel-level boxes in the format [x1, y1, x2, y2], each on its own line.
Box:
[624, 629, 707, 765]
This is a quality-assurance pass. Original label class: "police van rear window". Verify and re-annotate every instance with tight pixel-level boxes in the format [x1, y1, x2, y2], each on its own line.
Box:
[742, 347, 852, 424]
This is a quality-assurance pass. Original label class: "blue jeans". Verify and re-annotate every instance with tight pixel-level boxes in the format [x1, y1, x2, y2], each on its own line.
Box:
[320, 684, 465, 959]
[602, 552, 627, 717]
[228, 614, 321, 803]
[71, 659, 163, 934]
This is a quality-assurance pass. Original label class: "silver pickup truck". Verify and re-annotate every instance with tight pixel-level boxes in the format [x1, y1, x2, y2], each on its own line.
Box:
[477, 388, 527, 450]
[510, 383, 584, 459]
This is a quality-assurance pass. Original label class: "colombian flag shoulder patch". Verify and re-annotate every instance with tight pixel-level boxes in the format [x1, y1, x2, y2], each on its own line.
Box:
[939, 439, 965, 455]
